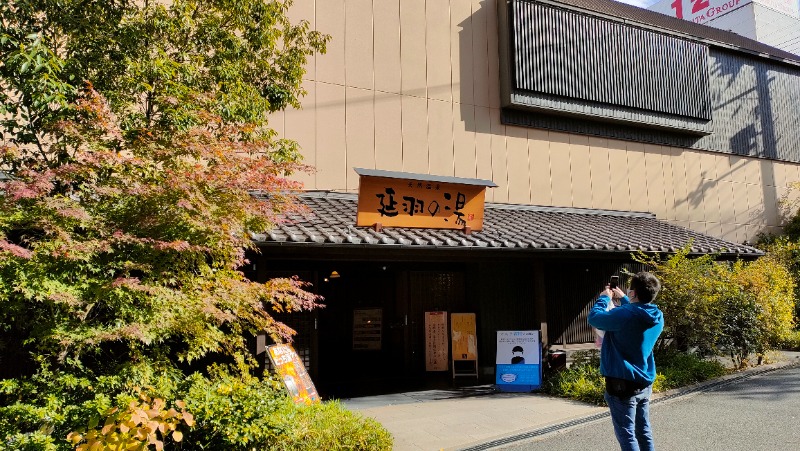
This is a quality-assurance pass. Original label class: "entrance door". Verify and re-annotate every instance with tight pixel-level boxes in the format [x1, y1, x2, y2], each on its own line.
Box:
[406, 271, 466, 378]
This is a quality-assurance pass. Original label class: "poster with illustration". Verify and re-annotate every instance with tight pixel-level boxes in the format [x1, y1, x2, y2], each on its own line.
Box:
[495, 331, 541, 391]
[267, 344, 320, 405]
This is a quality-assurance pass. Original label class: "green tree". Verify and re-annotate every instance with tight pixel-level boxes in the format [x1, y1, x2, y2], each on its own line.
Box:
[0, 2, 390, 450]
[635, 246, 795, 364]
[633, 247, 727, 353]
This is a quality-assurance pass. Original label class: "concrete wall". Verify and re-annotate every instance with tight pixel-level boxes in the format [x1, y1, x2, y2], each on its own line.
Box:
[273, 0, 800, 244]
[753, 3, 800, 55]
[707, 4, 757, 38]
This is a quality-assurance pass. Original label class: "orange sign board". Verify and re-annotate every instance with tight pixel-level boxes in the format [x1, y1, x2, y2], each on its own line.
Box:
[267, 344, 320, 405]
[451, 313, 478, 361]
[357, 175, 488, 230]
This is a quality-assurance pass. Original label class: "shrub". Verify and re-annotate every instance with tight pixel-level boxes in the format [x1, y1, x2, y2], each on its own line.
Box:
[633, 246, 796, 360]
[542, 351, 605, 405]
[543, 350, 728, 405]
[653, 351, 728, 391]
[632, 247, 728, 354]
[178, 372, 393, 451]
[67, 392, 193, 451]
[731, 255, 796, 350]
[780, 330, 800, 351]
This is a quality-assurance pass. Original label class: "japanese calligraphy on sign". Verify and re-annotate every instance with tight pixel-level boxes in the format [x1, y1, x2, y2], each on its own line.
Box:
[267, 344, 320, 405]
[355, 170, 495, 230]
[425, 311, 449, 371]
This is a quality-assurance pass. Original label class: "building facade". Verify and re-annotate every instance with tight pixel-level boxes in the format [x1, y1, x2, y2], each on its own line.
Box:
[649, 0, 800, 55]
[253, 0, 800, 397]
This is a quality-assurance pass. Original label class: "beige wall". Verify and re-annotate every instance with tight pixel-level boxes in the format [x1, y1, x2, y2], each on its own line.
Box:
[273, 0, 799, 244]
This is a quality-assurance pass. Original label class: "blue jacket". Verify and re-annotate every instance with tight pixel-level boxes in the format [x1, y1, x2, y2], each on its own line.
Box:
[588, 294, 664, 386]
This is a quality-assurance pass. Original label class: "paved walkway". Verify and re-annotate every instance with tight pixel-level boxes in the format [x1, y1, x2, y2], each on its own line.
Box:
[343, 351, 800, 451]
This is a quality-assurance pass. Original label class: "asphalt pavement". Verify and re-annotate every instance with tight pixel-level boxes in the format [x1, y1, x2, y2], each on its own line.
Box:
[343, 352, 800, 451]
[496, 364, 800, 451]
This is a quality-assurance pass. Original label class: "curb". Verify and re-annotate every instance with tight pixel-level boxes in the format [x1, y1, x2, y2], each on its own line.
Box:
[456, 355, 800, 451]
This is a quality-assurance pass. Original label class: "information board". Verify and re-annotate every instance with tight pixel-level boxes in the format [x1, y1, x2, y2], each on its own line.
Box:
[425, 311, 449, 371]
[495, 330, 542, 391]
[267, 344, 320, 404]
[353, 308, 382, 351]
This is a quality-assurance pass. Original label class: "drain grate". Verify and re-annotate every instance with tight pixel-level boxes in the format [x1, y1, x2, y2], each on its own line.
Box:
[458, 362, 799, 451]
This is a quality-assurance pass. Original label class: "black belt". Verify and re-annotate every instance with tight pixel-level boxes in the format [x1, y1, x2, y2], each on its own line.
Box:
[605, 376, 649, 397]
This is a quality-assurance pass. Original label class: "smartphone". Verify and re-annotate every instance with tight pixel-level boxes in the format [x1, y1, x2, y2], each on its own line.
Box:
[610, 276, 619, 289]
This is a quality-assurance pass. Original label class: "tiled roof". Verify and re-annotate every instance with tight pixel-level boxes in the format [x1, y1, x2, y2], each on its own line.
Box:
[548, 0, 800, 64]
[252, 192, 764, 257]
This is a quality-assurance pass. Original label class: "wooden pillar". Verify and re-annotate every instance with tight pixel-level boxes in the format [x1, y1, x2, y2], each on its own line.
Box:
[533, 260, 548, 347]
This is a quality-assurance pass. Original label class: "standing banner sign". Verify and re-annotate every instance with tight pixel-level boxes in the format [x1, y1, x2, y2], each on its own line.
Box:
[267, 344, 320, 404]
[451, 313, 478, 361]
[451, 313, 479, 379]
[495, 331, 542, 392]
[424, 311, 449, 371]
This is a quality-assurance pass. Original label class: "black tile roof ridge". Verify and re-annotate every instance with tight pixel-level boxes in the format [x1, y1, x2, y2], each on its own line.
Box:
[253, 191, 765, 256]
[486, 202, 656, 218]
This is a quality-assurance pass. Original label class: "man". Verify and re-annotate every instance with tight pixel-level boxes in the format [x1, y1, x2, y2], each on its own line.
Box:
[588, 271, 664, 451]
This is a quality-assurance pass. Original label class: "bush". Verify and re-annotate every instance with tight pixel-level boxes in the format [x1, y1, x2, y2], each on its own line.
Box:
[652, 351, 728, 391]
[780, 330, 800, 351]
[1, 367, 393, 451]
[542, 351, 605, 405]
[178, 372, 393, 450]
[633, 246, 796, 359]
[543, 350, 728, 405]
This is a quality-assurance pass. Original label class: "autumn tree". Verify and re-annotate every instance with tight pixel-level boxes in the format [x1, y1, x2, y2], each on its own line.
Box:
[0, 2, 390, 450]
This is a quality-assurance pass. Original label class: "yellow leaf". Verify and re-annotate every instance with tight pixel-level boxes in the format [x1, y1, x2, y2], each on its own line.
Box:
[67, 432, 83, 444]
[119, 423, 130, 434]
[182, 411, 195, 427]
[172, 431, 183, 442]
[152, 398, 165, 411]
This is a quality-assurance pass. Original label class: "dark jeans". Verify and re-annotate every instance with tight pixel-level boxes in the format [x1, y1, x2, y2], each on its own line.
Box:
[604, 384, 654, 451]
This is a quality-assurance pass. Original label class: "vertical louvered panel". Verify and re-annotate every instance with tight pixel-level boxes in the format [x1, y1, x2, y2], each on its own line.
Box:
[503, 46, 800, 164]
[511, 0, 711, 120]
[546, 261, 649, 345]
[474, 262, 538, 365]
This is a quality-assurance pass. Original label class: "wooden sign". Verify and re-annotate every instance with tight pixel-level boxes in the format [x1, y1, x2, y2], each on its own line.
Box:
[267, 344, 320, 405]
[451, 313, 478, 361]
[425, 311, 449, 371]
[355, 169, 496, 231]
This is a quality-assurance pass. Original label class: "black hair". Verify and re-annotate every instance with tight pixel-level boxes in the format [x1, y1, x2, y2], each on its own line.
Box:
[630, 271, 660, 303]
[512, 346, 524, 353]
